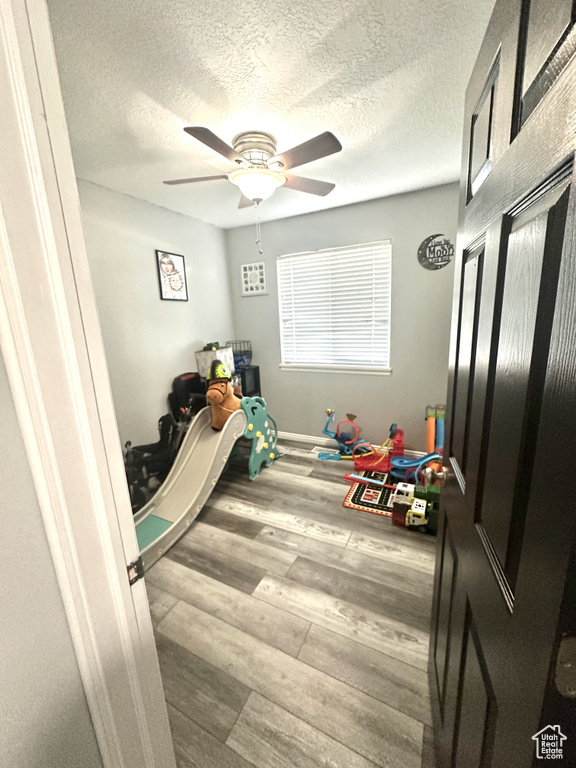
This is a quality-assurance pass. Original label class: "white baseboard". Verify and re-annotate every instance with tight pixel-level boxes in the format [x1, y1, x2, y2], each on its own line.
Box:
[277, 431, 334, 448]
[277, 430, 425, 458]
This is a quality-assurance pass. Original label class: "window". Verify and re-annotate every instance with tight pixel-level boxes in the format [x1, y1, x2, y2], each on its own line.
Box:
[277, 240, 392, 373]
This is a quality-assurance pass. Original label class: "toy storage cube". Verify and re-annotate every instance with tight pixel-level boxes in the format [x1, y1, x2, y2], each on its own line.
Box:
[194, 346, 235, 378]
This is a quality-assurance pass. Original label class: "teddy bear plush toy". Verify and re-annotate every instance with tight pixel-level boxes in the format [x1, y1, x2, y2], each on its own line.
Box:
[205, 359, 242, 430]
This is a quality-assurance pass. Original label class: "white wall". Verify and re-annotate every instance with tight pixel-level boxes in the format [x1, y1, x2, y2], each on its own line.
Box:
[78, 181, 236, 445]
[226, 184, 458, 451]
[0, 351, 103, 768]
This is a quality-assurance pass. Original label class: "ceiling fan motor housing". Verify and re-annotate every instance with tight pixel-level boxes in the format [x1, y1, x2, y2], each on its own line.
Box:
[232, 131, 278, 167]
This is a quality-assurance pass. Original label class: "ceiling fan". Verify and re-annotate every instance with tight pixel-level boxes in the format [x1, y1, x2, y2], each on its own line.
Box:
[164, 127, 342, 208]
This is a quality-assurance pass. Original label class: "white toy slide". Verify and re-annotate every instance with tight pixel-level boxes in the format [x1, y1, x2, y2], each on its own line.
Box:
[134, 406, 247, 570]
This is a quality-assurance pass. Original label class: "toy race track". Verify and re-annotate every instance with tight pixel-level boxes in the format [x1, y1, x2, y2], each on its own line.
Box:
[133, 398, 277, 571]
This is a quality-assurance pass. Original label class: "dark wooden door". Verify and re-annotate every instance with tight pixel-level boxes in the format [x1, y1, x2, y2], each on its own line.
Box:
[429, 2, 576, 766]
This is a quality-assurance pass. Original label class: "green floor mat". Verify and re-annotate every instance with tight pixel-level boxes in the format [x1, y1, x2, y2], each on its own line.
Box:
[136, 514, 172, 551]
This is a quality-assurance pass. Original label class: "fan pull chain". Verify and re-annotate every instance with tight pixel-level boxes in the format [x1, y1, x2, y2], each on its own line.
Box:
[255, 216, 263, 255]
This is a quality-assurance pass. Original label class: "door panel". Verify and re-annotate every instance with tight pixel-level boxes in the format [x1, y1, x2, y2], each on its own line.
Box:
[433, 521, 458, 717]
[468, 60, 499, 200]
[451, 247, 483, 477]
[457, 222, 506, 513]
[470, 92, 493, 184]
[454, 608, 497, 768]
[430, 0, 576, 765]
[522, 0, 574, 91]
[480, 182, 569, 576]
[520, 0, 576, 125]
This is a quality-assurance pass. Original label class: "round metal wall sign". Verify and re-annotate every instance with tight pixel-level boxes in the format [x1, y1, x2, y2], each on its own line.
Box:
[417, 234, 454, 270]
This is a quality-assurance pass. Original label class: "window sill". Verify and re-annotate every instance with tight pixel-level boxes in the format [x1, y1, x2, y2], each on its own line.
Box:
[279, 364, 391, 376]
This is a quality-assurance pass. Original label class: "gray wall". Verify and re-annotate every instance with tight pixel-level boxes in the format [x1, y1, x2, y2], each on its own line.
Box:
[78, 180, 236, 445]
[0, 352, 102, 768]
[226, 184, 458, 450]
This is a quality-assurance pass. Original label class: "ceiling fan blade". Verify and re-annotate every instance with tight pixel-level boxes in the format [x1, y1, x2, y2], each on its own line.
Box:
[183, 126, 246, 165]
[163, 174, 228, 185]
[238, 194, 255, 209]
[270, 131, 342, 170]
[283, 175, 335, 197]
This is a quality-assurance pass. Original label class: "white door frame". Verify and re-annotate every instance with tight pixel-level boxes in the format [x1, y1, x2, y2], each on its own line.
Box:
[0, 1, 175, 766]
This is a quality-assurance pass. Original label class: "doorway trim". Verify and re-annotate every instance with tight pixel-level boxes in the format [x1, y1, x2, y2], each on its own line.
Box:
[0, 1, 175, 766]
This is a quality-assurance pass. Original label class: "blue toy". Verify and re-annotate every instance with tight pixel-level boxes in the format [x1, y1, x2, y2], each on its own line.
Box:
[389, 452, 442, 484]
[318, 409, 368, 461]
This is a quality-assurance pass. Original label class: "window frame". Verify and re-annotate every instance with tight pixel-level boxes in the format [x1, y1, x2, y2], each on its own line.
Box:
[277, 240, 392, 375]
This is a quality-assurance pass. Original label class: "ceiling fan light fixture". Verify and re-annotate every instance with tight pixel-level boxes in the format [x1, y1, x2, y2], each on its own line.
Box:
[228, 168, 285, 202]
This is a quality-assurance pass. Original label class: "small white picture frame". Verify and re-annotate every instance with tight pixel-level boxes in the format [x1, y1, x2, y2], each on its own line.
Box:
[240, 261, 268, 296]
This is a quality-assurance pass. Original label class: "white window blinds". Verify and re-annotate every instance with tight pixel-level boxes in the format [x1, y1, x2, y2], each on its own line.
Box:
[277, 241, 392, 372]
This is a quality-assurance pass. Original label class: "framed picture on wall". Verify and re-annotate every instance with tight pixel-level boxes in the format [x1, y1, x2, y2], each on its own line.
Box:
[240, 261, 268, 295]
[156, 250, 188, 301]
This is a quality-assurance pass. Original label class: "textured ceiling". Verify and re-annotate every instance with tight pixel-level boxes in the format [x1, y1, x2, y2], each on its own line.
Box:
[48, 0, 496, 229]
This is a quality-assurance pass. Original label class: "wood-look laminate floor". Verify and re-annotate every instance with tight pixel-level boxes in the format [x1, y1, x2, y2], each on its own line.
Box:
[146, 441, 438, 768]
